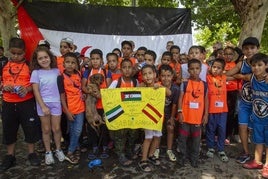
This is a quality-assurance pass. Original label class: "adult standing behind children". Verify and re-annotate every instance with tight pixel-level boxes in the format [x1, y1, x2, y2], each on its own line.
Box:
[0, 37, 41, 171]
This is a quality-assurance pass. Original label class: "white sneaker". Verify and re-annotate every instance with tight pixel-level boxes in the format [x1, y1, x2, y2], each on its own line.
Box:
[55, 150, 65, 162]
[167, 150, 177, 162]
[154, 148, 160, 159]
[45, 151, 55, 165]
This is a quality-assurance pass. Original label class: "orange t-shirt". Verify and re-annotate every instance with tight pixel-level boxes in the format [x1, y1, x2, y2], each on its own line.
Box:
[2, 61, 34, 102]
[225, 61, 239, 91]
[111, 70, 122, 81]
[62, 72, 85, 114]
[182, 80, 205, 125]
[118, 57, 137, 68]
[169, 62, 181, 76]
[57, 56, 65, 74]
[206, 74, 228, 113]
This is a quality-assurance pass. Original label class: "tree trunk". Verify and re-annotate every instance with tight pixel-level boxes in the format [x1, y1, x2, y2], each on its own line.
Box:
[0, 1, 17, 55]
[231, 0, 268, 47]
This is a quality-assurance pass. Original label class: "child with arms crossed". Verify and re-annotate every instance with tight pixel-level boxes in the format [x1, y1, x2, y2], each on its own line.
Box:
[226, 37, 260, 164]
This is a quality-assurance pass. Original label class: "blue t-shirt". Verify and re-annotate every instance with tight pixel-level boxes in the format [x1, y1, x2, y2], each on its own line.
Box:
[251, 74, 268, 125]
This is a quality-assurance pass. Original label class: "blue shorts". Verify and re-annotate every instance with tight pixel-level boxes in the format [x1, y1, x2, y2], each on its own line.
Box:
[36, 101, 62, 116]
[252, 123, 268, 146]
[238, 102, 252, 128]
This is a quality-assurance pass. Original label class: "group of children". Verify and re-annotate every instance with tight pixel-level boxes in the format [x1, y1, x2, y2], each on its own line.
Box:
[0, 36, 268, 178]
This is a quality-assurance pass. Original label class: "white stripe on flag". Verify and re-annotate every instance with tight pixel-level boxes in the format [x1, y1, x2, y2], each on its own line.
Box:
[39, 28, 192, 63]
[106, 107, 123, 120]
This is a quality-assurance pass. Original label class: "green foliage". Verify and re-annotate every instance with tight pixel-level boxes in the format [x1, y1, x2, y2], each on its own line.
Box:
[180, 0, 240, 47]
[179, 0, 268, 52]
[137, 0, 178, 8]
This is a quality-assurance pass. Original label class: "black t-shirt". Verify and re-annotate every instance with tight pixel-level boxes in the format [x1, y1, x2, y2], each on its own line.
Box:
[164, 83, 180, 119]
[0, 56, 8, 76]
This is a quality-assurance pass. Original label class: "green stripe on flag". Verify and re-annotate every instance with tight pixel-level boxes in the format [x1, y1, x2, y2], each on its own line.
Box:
[106, 105, 121, 116]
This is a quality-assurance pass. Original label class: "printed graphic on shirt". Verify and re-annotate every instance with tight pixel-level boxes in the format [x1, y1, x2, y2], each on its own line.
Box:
[241, 82, 252, 103]
[253, 99, 268, 118]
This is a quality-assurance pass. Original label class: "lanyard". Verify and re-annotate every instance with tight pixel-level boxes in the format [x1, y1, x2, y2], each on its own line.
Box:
[212, 76, 222, 97]
[8, 61, 25, 83]
[190, 80, 201, 99]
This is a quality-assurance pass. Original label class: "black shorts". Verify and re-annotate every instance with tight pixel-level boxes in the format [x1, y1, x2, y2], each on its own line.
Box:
[2, 98, 41, 145]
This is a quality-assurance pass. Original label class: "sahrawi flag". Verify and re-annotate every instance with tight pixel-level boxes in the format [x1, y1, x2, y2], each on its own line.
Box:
[17, 1, 192, 60]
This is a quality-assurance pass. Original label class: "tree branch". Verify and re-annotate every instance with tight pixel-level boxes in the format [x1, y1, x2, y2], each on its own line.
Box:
[11, 0, 24, 18]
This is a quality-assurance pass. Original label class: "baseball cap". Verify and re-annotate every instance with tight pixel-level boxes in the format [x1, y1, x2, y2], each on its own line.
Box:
[61, 37, 74, 45]
[242, 37, 260, 48]
[38, 39, 50, 49]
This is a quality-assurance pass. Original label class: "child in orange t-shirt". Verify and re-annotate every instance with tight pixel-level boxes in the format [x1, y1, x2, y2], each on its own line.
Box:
[177, 59, 208, 168]
[57, 37, 74, 73]
[58, 52, 85, 164]
[82, 49, 112, 159]
[223, 46, 240, 145]
[106, 52, 121, 81]
[0, 38, 41, 171]
[206, 58, 229, 163]
[170, 45, 181, 85]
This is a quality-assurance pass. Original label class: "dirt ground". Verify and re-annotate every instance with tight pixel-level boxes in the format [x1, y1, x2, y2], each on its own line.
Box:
[0, 119, 263, 179]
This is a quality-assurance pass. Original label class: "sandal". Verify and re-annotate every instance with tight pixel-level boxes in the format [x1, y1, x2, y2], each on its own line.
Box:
[138, 160, 151, 172]
[65, 153, 79, 165]
[74, 149, 81, 160]
[218, 151, 229, 162]
[148, 156, 160, 166]
[206, 148, 215, 158]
